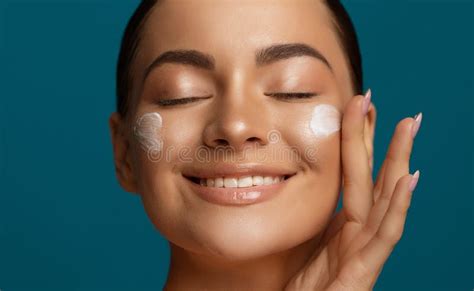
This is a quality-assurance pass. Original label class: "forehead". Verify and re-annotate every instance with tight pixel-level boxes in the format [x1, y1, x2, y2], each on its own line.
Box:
[133, 0, 352, 97]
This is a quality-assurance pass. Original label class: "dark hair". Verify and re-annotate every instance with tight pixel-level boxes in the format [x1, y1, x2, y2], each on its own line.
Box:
[116, 0, 158, 119]
[116, 0, 363, 118]
[325, 0, 363, 95]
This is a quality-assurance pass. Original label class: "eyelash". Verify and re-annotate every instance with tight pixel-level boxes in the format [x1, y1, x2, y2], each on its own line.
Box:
[156, 96, 211, 106]
[264, 92, 318, 100]
[156, 92, 318, 106]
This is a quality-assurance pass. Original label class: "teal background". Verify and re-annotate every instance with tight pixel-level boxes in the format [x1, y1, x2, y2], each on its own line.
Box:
[0, 1, 472, 290]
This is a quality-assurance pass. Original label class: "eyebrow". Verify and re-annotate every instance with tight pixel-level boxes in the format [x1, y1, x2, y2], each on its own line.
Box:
[142, 42, 333, 83]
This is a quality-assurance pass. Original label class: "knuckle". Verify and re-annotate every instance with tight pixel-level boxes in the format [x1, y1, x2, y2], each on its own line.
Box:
[362, 223, 378, 238]
[384, 150, 399, 165]
[378, 223, 403, 245]
[348, 213, 367, 226]
[378, 191, 393, 204]
[385, 147, 410, 165]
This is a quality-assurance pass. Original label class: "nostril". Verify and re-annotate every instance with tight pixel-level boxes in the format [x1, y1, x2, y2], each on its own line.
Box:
[215, 139, 229, 146]
[247, 137, 260, 142]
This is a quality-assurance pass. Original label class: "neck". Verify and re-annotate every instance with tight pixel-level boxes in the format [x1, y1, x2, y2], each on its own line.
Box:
[163, 233, 323, 290]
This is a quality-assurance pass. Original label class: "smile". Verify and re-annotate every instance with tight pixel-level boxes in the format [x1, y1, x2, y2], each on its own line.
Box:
[186, 175, 291, 188]
[182, 164, 296, 206]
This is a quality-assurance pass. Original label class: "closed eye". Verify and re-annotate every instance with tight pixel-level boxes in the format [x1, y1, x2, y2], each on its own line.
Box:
[156, 95, 212, 106]
[156, 92, 317, 106]
[265, 92, 318, 100]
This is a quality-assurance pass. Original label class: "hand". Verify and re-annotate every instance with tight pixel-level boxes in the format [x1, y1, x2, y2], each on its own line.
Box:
[285, 90, 422, 291]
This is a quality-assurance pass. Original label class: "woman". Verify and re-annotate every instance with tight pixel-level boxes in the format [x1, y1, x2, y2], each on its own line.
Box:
[109, 0, 422, 290]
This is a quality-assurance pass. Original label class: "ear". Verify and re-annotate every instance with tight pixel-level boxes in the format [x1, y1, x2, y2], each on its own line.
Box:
[364, 102, 377, 173]
[109, 112, 138, 193]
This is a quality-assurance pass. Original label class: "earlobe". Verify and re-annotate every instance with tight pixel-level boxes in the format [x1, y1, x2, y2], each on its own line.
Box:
[364, 102, 377, 172]
[109, 112, 138, 194]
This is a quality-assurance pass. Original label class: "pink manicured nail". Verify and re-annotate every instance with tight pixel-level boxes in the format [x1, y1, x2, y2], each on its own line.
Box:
[411, 112, 423, 139]
[409, 170, 420, 192]
[362, 88, 372, 115]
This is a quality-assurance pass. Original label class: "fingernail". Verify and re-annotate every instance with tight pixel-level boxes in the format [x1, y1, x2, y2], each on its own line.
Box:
[361, 88, 372, 115]
[411, 112, 423, 139]
[409, 170, 420, 192]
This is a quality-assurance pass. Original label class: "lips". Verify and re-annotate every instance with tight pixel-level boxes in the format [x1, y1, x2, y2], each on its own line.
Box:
[185, 175, 289, 188]
[204, 175, 286, 187]
[182, 163, 295, 187]
[182, 163, 296, 206]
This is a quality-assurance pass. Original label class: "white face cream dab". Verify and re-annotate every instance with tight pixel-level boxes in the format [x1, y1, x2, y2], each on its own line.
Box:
[309, 104, 341, 138]
[133, 112, 163, 153]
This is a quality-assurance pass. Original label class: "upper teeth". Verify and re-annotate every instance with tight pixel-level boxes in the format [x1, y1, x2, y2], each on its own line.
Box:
[199, 176, 284, 188]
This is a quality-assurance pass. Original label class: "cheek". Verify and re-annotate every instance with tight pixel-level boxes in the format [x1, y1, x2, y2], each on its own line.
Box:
[279, 103, 341, 169]
[273, 104, 342, 247]
[133, 112, 164, 159]
[307, 104, 342, 168]
[310, 104, 341, 138]
[132, 111, 183, 193]
[132, 112, 167, 197]
[132, 111, 200, 240]
[278, 102, 342, 225]
[133, 110, 203, 164]
[133, 110, 208, 211]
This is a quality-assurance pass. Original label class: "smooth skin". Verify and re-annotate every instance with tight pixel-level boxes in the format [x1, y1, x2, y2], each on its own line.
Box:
[109, 1, 421, 290]
[284, 91, 421, 290]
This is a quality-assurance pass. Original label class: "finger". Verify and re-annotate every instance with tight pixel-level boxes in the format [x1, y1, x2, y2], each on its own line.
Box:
[357, 171, 419, 277]
[378, 113, 422, 202]
[369, 115, 418, 230]
[341, 89, 374, 225]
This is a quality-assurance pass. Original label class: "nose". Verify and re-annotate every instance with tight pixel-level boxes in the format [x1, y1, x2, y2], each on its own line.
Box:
[203, 93, 272, 152]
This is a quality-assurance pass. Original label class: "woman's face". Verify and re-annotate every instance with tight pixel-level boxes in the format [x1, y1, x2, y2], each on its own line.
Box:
[125, 0, 355, 260]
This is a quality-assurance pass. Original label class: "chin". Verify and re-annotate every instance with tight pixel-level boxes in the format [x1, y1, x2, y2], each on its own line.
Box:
[178, 222, 311, 262]
[153, 200, 327, 262]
